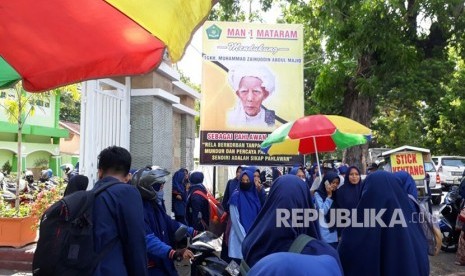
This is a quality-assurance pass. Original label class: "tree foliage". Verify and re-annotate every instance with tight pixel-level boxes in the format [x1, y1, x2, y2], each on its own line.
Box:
[210, 0, 465, 166]
[281, 0, 465, 167]
[59, 85, 81, 123]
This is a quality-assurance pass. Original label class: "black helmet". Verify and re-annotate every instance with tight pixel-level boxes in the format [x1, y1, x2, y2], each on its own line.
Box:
[132, 165, 170, 201]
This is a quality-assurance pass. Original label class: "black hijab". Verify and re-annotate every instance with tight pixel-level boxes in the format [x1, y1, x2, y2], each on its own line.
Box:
[64, 175, 89, 196]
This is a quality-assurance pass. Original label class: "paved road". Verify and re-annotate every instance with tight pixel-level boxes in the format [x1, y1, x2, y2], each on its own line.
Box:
[1, 253, 464, 276]
[430, 251, 465, 275]
[430, 193, 465, 275]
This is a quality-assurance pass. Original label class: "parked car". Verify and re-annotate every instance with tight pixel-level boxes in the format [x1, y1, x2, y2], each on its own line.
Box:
[432, 156, 465, 190]
[424, 161, 442, 205]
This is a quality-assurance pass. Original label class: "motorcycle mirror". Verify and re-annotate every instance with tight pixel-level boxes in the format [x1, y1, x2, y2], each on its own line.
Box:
[174, 225, 188, 242]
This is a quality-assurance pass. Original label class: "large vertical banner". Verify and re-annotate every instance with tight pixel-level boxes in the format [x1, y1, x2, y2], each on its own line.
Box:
[200, 21, 304, 165]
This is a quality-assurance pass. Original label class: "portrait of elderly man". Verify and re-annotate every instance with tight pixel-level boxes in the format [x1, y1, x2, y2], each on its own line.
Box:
[227, 64, 276, 128]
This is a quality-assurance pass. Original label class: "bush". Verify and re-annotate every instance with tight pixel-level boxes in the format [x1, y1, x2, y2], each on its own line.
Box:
[2, 161, 12, 175]
[0, 200, 31, 218]
[33, 158, 49, 170]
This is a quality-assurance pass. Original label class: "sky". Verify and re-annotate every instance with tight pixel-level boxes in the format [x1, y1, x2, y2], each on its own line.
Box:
[177, 2, 282, 85]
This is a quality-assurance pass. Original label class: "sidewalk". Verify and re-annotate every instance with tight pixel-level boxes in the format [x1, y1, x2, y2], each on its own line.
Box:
[0, 243, 34, 274]
[0, 270, 31, 276]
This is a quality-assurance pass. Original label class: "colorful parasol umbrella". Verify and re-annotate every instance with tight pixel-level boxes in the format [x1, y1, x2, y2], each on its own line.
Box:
[261, 114, 371, 173]
[0, 0, 214, 92]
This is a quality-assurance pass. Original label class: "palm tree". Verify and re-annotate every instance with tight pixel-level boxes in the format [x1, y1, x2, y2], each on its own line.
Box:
[0, 83, 49, 211]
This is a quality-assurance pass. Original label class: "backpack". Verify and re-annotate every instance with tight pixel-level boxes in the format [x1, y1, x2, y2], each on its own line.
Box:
[192, 190, 228, 237]
[32, 179, 120, 276]
[408, 194, 441, 256]
[239, 234, 314, 275]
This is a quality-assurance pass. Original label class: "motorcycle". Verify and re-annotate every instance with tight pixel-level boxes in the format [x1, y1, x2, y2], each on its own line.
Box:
[439, 186, 462, 252]
[189, 231, 233, 276]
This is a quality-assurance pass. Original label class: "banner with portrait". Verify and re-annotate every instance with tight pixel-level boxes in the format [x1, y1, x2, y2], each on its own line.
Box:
[200, 21, 304, 165]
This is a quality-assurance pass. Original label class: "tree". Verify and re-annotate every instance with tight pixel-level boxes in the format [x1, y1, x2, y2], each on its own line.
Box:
[422, 50, 465, 155]
[209, 0, 270, 22]
[59, 85, 80, 123]
[282, 0, 465, 169]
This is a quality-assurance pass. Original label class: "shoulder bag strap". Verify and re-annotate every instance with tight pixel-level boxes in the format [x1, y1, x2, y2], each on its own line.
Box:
[288, 234, 315, 253]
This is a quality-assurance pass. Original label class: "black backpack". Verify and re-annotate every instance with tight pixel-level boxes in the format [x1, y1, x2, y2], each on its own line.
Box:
[32, 179, 120, 276]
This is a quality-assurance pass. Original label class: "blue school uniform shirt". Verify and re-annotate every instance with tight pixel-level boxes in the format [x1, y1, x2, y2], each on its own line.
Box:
[314, 192, 338, 243]
[92, 177, 147, 276]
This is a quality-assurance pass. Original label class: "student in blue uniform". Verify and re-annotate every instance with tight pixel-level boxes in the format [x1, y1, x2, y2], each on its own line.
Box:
[172, 168, 188, 224]
[228, 170, 261, 261]
[92, 146, 147, 276]
[133, 166, 196, 276]
[314, 172, 340, 248]
[338, 171, 429, 276]
[186, 172, 210, 231]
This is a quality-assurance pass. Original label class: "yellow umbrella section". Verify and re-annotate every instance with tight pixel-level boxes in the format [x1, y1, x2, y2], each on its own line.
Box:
[107, 0, 214, 62]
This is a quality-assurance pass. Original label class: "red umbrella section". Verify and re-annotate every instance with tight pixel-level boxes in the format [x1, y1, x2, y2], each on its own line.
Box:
[0, 0, 214, 92]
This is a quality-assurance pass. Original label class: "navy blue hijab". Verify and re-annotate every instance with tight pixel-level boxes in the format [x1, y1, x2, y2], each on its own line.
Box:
[335, 166, 362, 210]
[394, 171, 419, 213]
[172, 169, 187, 195]
[338, 171, 429, 276]
[229, 170, 261, 233]
[249, 252, 342, 276]
[242, 175, 341, 268]
[394, 171, 418, 199]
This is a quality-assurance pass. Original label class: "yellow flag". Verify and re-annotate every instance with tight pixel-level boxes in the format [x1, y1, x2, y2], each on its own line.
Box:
[106, 0, 213, 62]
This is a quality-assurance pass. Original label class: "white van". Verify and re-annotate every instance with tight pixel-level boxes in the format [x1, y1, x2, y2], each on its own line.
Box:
[431, 156, 465, 189]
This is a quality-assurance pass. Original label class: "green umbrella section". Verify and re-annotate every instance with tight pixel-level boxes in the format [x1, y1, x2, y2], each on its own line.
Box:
[0, 57, 20, 89]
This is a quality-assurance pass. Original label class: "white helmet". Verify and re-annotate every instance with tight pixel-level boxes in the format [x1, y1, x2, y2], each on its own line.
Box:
[60, 164, 74, 174]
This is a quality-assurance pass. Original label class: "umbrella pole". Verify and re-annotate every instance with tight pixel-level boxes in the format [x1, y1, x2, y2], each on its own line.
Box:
[313, 137, 322, 178]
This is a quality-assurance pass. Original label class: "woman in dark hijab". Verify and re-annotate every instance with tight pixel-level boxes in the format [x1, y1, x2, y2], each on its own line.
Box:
[314, 172, 339, 248]
[338, 171, 429, 276]
[63, 175, 89, 196]
[394, 171, 418, 199]
[171, 168, 188, 223]
[335, 166, 362, 210]
[242, 175, 341, 271]
[228, 170, 261, 260]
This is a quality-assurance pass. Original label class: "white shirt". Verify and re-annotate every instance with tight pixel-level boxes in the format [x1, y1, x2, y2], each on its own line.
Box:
[227, 103, 274, 128]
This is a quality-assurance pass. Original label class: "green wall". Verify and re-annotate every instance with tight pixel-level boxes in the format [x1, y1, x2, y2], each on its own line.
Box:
[0, 92, 58, 128]
[0, 133, 16, 142]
